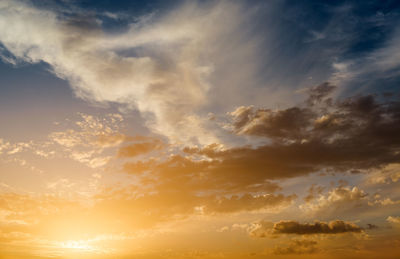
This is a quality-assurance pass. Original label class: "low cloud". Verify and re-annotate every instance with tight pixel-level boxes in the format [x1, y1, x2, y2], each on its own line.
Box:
[174, 85, 400, 187]
[387, 216, 400, 224]
[272, 239, 319, 255]
[231, 84, 400, 165]
[300, 186, 368, 215]
[117, 139, 164, 158]
[272, 220, 363, 235]
[0, 113, 130, 169]
[300, 184, 400, 218]
[304, 184, 324, 203]
[117, 86, 400, 215]
[365, 163, 400, 185]
[48, 113, 125, 168]
[249, 220, 362, 237]
[123, 154, 284, 194]
[111, 86, 400, 224]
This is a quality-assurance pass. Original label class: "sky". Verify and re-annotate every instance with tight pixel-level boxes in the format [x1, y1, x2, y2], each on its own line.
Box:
[0, 0, 400, 258]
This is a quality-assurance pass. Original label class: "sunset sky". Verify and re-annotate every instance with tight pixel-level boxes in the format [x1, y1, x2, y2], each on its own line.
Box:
[0, 0, 400, 258]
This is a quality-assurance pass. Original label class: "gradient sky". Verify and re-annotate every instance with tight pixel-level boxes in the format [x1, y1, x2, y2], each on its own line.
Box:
[0, 0, 400, 258]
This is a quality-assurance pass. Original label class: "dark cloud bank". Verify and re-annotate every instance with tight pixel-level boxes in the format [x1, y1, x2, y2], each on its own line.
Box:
[124, 83, 400, 192]
[110, 82, 400, 221]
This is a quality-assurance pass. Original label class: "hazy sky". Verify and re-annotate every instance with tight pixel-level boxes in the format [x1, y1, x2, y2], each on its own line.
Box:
[0, 0, 399, 258]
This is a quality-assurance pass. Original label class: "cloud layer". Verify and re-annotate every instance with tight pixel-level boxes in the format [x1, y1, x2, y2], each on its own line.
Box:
[272, 220, 363, 235]
[0, 0, 266, 145]
[249, 220, 363, 238]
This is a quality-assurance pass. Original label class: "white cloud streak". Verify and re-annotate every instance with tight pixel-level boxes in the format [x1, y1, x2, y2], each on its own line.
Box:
[0, 0, 262, 145]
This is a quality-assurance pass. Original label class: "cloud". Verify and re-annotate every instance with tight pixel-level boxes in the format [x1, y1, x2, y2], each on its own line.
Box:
[229, 105, 315, 140]
[365, 163, 400, 185]
[304, 184, 324, 203]
[89, 189, 297, 232]
[123, 153, 285, 195]
[272, 239, 319, 255]
[387, 216, 400, 224]
[118, 85, 400, 206]
[97, 188, 294, 220]
[371, 197, 400, 206]
[117, 139, 164, 158]
[0, 113, 131, 169]
[0, 140, 31, 156]
[0, 0, 265, 145]
[222, 84, 400, 176]
[1, 1, 400, 148]
[48, 113, 125, 167]
[203, 193, 296, 214]
[306, 82, 337, 106]
[332, 26, 400, 95]
[1, 1, 400, 257]
[300, 183, 400, 219]
[272, 220, 363, 235]
[300, 186, 368, 215]
[231, 83, 400, 150]
[250, 220, 363, 237]
[106, 86, 400, 223]
[50, 113, 125, 148]
[0, 139, 10, 154]
[247, 220, 274, 238]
